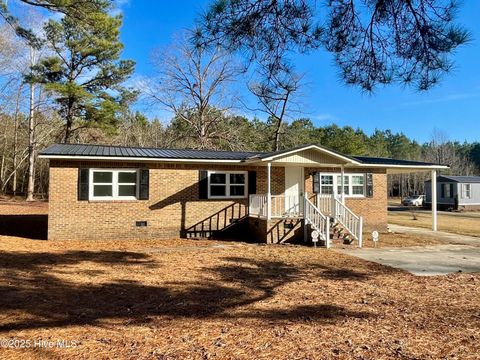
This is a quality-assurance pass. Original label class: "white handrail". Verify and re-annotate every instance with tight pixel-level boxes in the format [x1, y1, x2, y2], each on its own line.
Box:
[316, 194, 333, 215]
[249, 194, 301, 218]
[304, 197, 330, 248]
[249, 194, 268, 218]
[333, 197, 363, 247]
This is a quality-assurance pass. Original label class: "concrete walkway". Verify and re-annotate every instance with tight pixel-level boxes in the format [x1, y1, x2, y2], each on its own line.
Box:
[338, 225, 480, 276]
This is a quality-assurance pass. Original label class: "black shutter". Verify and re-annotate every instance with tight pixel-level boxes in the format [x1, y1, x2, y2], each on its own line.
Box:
[441, 184, 445, 198]
[248, 171, 257, 194]
[199, 170, 208, 199]
[139, 169, 149, 200]
[366, 173, 374, 198]
[78, 168, 89, 201]
[313, 172, 320, 194]
[449, 183, 454, 199]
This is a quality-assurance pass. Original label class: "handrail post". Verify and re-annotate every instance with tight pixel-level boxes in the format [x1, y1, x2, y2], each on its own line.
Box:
[326, 216, 330, 248]
[303, 196, 308, 242]
[331, 194, 336, 219]
[358, 217, 363, 248]
[267, 162, 272, 220]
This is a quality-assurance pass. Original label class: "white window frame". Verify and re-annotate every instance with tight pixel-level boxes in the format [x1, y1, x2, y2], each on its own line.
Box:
[207, 170, 248, 199]
[89, 169, 139, 201]
[319, 173, 366, 198]
[461, 183, 471, 199]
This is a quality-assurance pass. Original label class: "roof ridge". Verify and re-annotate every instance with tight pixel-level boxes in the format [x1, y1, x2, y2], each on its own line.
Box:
[51, 143, 266, 155]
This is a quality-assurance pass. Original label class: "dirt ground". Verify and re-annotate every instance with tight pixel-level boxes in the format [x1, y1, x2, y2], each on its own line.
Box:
[388, 210, 480, 237]
[0, 202, 479, 359]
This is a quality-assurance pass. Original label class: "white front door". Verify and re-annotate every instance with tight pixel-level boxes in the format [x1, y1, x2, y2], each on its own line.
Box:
[285, 167, 304, 215]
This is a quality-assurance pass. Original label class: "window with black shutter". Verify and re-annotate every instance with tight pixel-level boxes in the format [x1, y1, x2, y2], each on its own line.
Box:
[78, 168, 89, 201]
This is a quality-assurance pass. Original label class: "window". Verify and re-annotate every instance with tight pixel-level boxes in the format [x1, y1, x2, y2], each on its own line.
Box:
[90, 169, 138, 200]
[442, 183, 453, 198]
[352, 175, 365, 195]
[336, 175, 349, 196]
[461, 184, 471, 199]
[320, 175, 334, 195]
[208, 171, 247, 199]
[318, 173, 365, 197]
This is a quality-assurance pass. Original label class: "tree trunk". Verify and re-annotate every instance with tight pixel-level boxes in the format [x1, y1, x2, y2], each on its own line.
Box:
[12, 87, 21, 196]
[26, 82, 36, 201]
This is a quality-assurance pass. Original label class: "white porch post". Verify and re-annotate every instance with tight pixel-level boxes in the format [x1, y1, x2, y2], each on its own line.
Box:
[432, 169, 437, 231]
[340, 165, 345, 204]
[267, 162, 272, 220]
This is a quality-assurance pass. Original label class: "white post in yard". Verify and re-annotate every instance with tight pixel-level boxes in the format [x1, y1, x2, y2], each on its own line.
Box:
[340, 165, 345, 204]
[358, 217, 363, 248]
[267, 162, 272, 220]
[326, 216, 331, 249]
[432, 169, 437, 231]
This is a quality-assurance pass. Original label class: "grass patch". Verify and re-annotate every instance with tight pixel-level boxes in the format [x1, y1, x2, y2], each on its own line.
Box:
[388, 211, 480, 237]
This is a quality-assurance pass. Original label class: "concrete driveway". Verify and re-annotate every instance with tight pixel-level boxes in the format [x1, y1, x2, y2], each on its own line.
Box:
[340, 224, 480, 276]
[339, 244, 480, 276]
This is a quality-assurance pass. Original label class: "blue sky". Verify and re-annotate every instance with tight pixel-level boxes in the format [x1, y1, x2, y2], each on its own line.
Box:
[118, 1, 480, 144]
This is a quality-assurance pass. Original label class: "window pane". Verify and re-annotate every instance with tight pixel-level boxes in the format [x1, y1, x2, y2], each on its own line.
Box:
[352, 175, 364, 185]
[93, 172, 112, 183]
[336, 175, 349, 185]
[337, 186, 350, 195]
[210, 173, 226, 184]
[321, 186, 333, 195]
[119, 172, 136, 183]
[230, 185, 245, 196]
[93, 185, 112, 197]
[321, 175, 333, 185]
[210, 185, 226, 196]
[352, 186, 364, 195]
[119, 184, 136, 197]
[230, 173, 245, 184]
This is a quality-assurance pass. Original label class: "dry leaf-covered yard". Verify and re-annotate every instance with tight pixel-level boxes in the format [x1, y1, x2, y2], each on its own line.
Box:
[0, 237, 478, 359]
[0, 201, 479, 359]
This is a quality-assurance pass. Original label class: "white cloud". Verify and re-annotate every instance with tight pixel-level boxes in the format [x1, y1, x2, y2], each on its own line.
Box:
[401, 91, 480, 107]
[312, 113, 336, 122]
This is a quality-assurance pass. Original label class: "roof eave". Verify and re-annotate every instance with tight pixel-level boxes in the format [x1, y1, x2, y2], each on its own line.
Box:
[38, 154, 245, 164]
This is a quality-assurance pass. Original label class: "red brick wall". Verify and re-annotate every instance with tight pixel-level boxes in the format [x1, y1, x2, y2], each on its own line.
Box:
[48, 160, 286, 240]
[304, 167, 388, 231]
[48, 160, 387, 241]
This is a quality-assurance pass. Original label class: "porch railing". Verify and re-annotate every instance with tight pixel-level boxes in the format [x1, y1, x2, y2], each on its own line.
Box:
[304, 196, 330, 248]
[315, 194, 333, 215]
[332, 197, 363, 247]
[248, 194, 268, 218]
[249, 194, 302, 218]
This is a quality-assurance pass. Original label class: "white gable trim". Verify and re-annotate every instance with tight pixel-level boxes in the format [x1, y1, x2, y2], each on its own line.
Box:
[250, 145, 361, 165]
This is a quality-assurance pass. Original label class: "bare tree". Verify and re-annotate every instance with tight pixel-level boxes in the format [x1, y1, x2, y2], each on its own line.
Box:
[247, 65, 303, 151]
[146, 35, 242, 149]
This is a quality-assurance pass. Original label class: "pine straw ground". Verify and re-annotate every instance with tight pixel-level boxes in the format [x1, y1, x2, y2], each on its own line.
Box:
[0, 236, 478, 360]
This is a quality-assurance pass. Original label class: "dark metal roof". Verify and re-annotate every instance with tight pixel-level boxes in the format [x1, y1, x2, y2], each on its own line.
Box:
[40, 144, 263, 160]
[39, 143, 446, 168]
[352, 156, 441, 167]
[425, 175, 480, 183]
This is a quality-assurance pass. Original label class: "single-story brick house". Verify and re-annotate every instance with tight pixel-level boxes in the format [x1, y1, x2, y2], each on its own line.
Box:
[425, 175, 480, 210]
[39, 144, 447, 246]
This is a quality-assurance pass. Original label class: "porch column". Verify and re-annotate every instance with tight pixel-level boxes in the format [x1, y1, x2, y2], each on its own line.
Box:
[267, 162, 272, 220]
[340, 165, 345, 204]
[431, 169, 437, 231]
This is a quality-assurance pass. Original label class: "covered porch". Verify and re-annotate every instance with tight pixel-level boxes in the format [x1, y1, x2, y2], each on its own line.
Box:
[244, 145, 448, 247]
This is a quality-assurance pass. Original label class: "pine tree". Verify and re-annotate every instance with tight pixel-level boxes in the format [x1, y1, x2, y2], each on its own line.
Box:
[29, 9, 135, 143]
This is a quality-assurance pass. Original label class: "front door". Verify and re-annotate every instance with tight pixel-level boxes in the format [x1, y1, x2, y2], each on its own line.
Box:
[284, 167, 304, 215]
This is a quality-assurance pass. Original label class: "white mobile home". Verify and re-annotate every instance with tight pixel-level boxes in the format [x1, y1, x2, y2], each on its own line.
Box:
[425, 175, 480, 210]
